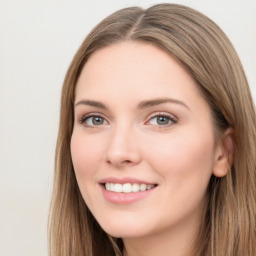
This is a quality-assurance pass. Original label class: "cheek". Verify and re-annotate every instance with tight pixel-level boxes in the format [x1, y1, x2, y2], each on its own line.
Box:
[70, 132, 107, 210]
[144, 128, 215, 193]
[70, 132, 105, 185]
[141, 130, 215, 223]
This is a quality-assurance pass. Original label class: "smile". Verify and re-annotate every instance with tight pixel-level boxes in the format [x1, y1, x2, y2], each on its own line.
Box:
[105, 183, 156, 193]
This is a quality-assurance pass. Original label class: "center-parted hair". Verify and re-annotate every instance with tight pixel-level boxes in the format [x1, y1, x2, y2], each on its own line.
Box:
[48, 4, 256, 256]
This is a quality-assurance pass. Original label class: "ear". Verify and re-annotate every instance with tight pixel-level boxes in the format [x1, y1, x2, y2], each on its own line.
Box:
[212, 128, 235, 178]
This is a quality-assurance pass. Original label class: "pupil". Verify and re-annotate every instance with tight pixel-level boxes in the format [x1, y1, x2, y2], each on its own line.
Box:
[93, 117, 103, 125]
[157, 116, 169, 125]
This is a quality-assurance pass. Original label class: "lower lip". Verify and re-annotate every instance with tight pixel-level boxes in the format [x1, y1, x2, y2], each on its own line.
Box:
[101, 185, 156, 204]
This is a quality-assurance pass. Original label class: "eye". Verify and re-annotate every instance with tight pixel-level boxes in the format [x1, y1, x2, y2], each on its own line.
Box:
[147, 114, 177, 126]
[80, 115, 108, 126]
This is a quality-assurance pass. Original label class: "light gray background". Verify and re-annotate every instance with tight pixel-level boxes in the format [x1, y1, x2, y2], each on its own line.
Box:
[0, 0, 255, 255]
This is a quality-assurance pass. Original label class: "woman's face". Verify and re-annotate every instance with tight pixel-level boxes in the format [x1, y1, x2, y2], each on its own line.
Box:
[71, 42, 221, 239]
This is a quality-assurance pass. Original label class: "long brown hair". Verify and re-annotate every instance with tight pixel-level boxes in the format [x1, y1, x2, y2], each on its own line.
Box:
[48, 4, 256, 255]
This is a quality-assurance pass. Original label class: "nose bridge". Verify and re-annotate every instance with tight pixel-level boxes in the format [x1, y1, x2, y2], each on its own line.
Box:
[105, 118, 141, 167]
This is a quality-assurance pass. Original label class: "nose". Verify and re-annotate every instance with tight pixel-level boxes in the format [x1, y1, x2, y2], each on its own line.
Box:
[105, 124, 142, 168]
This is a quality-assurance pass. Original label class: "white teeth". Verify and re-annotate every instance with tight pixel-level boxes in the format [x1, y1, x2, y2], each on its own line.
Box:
[140, 184, 147, 191]
[114, 183, 122, 192]
[110, 183, 115, 191]
[132, 183, 140, 192]
[123, 183, 132, 193]
[105, 183, 156, 193]
[147, 184, 154, 190]
[106, 183, 110, 190]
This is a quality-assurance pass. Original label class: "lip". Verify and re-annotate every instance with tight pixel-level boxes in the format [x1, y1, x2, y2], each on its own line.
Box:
[99, 176, 156, 185]
[99, 177, 158, 204]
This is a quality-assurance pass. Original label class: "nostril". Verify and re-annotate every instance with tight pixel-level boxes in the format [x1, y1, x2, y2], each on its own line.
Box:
[122, 160, 132, 164]
[106, 159, 134, 168]
[105, 145, 142, 167]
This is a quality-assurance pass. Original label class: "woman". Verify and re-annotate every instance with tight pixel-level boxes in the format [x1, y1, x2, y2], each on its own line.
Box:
[48, 4, 256, 256]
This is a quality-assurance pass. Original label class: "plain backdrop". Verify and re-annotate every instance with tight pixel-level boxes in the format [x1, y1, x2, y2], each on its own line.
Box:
[0, 0, 255, 255]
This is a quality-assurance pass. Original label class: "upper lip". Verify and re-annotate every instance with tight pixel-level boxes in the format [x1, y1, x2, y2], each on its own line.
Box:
[99, 177, 157, 185]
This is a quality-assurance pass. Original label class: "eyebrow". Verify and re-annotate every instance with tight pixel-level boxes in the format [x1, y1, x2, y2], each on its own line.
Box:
[75, 100, 107, 109]
[75, 97, 190, 110]
[138, 98, 190, 110]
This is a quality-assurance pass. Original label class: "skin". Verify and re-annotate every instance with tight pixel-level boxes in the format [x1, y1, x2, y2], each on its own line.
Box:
[71, 41, 231, 256]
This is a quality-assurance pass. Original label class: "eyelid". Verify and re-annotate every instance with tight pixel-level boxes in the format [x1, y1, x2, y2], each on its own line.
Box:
[77, 111, 178, 127]
[79, 112, 109, 126]
[145, 112, 178, 126]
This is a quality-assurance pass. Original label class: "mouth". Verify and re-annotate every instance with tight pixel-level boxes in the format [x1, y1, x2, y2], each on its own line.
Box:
[103, 183, 158, 193]
[99, 177, 158, 204]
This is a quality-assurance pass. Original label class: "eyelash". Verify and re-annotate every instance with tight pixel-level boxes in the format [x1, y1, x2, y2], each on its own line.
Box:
[79, 113, 108, 127]
[146, 113, 177, 127]
[79, 112, 177, 127]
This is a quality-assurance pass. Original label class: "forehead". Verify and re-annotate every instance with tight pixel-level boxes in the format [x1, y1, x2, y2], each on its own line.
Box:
[79, 41, 192, 81]
[75, 41, 207, 111]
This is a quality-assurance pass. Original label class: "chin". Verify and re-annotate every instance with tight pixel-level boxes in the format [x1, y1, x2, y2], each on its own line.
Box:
[98, 215, 151, 238]
[104, 226, 146, 239]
